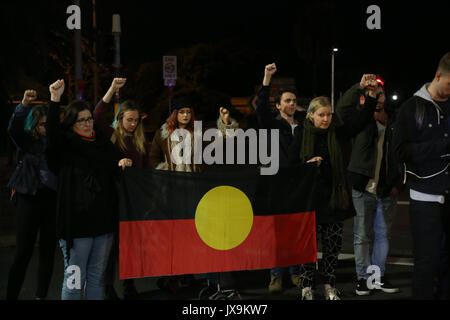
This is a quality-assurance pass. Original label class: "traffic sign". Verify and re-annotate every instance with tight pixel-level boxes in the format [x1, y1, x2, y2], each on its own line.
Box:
[163, 56, 177, 81]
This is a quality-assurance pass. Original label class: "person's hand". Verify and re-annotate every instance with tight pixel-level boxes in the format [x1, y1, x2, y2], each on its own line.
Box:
[103, 78, 126, 103]
[22, 90, 37, 106]
[118, 158, 133, 170]
[359, 74, 377, 90]
[306, 156, 323, 167]
[49, 80, 65, 102]
[265, 63, 277, 77]
[263, 63, 277, 86]
[219, 107, 230, 125]
[111, 78, 126, 92]
[359, 74, 379, 98]
[390, 187, 399, 197]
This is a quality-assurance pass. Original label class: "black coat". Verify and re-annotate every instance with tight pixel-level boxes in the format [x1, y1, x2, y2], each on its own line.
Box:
[336, 84, 404, 198]
[392, 86, 450, 195]
[255, 86, 301, 168]
[46, 101, 121, 244]
[7, 104, 57, 194]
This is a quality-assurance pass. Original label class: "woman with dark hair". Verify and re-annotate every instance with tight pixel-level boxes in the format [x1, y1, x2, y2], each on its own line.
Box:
[6, 90, 57, 300]
[288, 77, 380, 300]
[46, 79, 126, 300]
[94, 78, 149, 299]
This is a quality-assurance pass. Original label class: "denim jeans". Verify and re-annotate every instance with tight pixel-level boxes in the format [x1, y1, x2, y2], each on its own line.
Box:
[270, 266, 300, 276]
[352, 189, 396, 280]
[59, 233, 113, 300]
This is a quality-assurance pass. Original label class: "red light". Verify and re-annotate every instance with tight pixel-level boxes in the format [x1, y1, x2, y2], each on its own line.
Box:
[376, 78, 385, 86]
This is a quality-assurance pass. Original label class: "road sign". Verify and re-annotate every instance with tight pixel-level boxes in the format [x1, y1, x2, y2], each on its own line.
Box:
[163, 56, 177, 81]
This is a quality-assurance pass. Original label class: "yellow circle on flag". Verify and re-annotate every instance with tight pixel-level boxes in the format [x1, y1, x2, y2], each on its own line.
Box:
[195, 186, 253, 250]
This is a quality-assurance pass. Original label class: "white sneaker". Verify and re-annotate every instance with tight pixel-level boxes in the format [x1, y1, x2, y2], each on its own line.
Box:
[324, 284, 341, 300]
[301, 286, 314, 300]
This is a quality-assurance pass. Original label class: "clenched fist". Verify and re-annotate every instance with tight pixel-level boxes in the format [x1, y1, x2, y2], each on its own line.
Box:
[49, 79, 65, 102]
[359, 74, 379, 98]
[359, 74, 378, 90]
[22, 90, 37, 106]
[219, 107, 230, 125]
[263, 63, 277, 86]
[111, 78, 127, 92]
[265, 63, 277, 77]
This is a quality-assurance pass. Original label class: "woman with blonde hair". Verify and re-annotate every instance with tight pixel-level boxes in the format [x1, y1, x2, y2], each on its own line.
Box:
[288, 76, 380, 300]
[94, 78, 150, 169]
[94, 78, 150, 299]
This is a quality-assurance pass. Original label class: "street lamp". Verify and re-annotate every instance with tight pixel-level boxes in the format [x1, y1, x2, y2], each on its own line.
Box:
[74, 0, 83, 100]
[331, 47, 338, 112]
[112, 14, 121, 106]
[112, 14, 121, 77]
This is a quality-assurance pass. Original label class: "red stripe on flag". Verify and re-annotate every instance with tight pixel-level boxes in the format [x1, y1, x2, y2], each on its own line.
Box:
[119, 212, 317, 279]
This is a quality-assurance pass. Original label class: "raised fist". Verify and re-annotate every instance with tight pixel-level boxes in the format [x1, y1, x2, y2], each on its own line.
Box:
[49, 79, 65, 102]
[359, 74, 377, 90]
[219, 107, 230, 125]
[22, 90, 37, 106]
[111, 78, 127, 92]
[265, 63, 277, 77]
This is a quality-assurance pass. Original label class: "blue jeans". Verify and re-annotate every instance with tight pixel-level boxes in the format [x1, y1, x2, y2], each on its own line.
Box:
[270, 266, 300, 276]
[59, 233, 113, 300]
[352, 189, 396, 280]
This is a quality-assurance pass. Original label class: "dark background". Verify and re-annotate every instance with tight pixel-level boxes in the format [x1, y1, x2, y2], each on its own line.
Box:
[0, 0, 448, 132]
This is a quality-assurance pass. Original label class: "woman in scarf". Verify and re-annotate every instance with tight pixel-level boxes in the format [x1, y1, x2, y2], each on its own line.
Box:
[288, 76, 379, 300]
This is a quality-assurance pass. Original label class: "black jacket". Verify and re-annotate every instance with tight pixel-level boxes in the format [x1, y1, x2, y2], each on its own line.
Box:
[7, 104, 57, 194]
[255, 86, 301, 167]
[336, 83, 403, 198]
[392, 83, 450, 195]
[46, 101, 121, 245]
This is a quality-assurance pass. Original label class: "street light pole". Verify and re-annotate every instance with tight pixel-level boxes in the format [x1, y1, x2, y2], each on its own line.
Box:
[112, 14, 121, 106]
[331, 47, 338, 113]
[74, 0, 83, 100]
[92, 0, 99, 104]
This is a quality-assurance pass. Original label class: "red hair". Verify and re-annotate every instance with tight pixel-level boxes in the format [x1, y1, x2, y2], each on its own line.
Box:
[166, 107, 196, 133]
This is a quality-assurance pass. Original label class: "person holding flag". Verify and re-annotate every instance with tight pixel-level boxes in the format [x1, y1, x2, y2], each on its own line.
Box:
[288, 77, 380, 300]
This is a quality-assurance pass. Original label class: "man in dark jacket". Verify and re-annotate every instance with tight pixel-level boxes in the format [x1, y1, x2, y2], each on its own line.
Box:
[393, 52, 450, 299]
[255, 63, 301, 292]
[337, 76, 403, 297]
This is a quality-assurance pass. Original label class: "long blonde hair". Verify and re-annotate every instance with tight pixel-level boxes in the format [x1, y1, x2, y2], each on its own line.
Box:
[112, 100, 146, 154]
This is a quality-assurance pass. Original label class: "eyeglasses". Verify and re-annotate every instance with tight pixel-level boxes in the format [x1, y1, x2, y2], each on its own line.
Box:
[76, 117, 94, 124]
[38, 122, 46, 127]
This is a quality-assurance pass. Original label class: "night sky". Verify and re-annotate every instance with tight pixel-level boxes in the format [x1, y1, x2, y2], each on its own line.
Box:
[1, 0, 448, 105]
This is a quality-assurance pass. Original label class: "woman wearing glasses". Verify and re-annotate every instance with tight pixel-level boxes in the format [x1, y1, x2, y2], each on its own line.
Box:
[6, 90, 57, 300]
[46, 79, 126, 300]
[93, 78, 149, 299]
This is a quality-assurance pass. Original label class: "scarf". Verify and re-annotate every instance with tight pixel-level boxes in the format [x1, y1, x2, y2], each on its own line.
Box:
[300, 119, 349, 210]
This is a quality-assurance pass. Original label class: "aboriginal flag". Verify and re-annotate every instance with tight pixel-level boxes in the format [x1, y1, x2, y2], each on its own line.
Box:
[119, 165, 318, 279]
